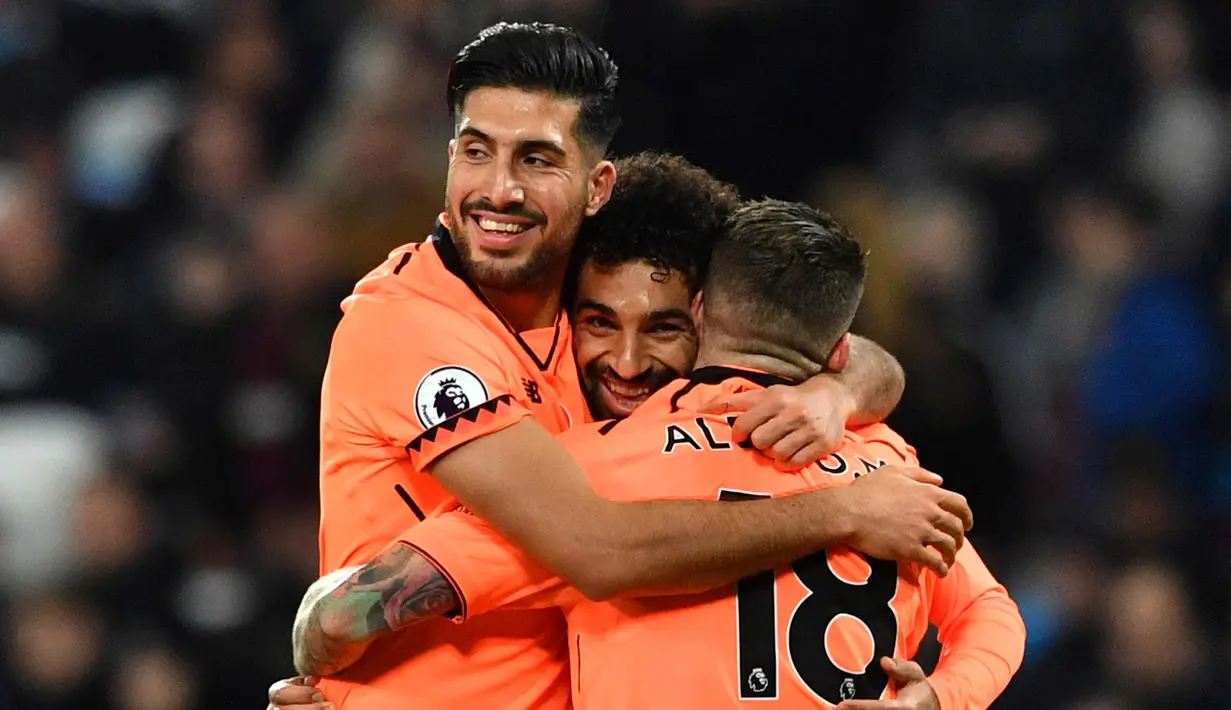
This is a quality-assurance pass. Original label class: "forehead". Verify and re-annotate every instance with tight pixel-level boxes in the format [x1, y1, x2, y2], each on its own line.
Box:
[457, 86, 582, 150]
[577, 260, 693, 318]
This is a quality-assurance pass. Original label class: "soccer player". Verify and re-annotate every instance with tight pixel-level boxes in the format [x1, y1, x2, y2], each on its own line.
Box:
[310, 22, 973, 710]
[287, 199, 1025, 709]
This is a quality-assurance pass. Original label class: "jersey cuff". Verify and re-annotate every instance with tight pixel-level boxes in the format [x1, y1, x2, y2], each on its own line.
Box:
[405, 394, 530, 469]
[398, 540, 470, 623]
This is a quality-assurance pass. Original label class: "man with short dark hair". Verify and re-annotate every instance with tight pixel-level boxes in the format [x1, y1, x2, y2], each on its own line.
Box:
[288, 197, 1024, 709]
[311, 21, 970, 710]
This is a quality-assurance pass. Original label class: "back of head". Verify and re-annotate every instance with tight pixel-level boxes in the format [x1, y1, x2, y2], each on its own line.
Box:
[704, 199, 867, 364]
[573, 152, 740, 296]
[448, 22, 621, 153]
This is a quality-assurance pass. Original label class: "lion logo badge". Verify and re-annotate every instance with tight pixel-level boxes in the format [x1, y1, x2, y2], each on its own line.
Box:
[414, 366, 489, 428]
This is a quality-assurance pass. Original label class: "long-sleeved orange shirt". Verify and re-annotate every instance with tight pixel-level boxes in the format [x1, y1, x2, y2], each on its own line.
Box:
[317, 222, 586, 710]
[403, 367, 1026, 709]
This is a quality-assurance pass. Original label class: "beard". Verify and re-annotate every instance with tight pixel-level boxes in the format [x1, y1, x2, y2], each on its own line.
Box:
[581, 360, 684, 420]
[446, 194, 586, 293]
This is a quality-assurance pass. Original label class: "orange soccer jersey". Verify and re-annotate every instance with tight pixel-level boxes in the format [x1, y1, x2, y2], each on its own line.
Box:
[315, 219, 587, 710]
[403, 366, 1026, 710]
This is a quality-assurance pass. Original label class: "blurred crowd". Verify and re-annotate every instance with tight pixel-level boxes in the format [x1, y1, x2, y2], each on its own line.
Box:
[0, 1, 1228, 709]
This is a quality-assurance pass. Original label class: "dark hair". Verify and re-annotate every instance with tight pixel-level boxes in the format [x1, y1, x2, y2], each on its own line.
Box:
[573, 152, 740, 297]
[447, 22, 621, 152]
[705, 199, 867, 358]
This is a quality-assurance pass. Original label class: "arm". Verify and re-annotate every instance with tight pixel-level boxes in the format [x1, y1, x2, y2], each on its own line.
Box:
[336, 300, 964, 602]
[430, 421, 969, 599]
[924, 544, 1027, 710]
[839, 334, 905, 426]
[292, 545, 459, 677]
[698, 334, 905, 465]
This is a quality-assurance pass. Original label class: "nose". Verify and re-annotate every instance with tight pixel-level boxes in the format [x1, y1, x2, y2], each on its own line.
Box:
[610, 331, 650, 381]
[487, 159, 526, 209]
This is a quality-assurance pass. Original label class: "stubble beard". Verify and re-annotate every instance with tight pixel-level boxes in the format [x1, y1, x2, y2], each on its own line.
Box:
[445, 196, 587, 294]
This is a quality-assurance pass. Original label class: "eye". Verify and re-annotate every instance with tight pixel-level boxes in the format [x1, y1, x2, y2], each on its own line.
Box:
[524, 154, 551, 167]
[583, 315, 618, 331]
[463, 146, 489, 160]
[648, 323, 685, 335]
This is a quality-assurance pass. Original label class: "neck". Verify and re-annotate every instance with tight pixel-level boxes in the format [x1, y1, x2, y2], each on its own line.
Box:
[481, 283, 563, 331]
[692, 333, 825, 384]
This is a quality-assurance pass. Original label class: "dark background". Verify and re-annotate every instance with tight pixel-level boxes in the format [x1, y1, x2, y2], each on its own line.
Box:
[1, 1, 1228, 708]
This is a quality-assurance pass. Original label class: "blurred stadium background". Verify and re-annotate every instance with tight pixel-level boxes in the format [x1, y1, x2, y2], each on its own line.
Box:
[1, 1, 1229, 708]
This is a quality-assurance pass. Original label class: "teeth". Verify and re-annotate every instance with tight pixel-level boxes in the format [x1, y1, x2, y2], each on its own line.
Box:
[605, 380, 651, 398]
[478, 218, 530, 234]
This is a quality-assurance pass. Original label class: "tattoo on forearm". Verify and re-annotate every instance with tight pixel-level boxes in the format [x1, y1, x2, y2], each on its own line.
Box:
[293, 545, 459, 676]
[346, 545, 459, 632]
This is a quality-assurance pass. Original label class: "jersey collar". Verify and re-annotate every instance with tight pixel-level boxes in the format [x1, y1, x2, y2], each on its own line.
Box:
[431, 219, 563, 371]
[669, 365, 795, 412]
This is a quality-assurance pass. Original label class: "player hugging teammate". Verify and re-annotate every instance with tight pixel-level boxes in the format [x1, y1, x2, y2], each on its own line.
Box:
[269, 21, 1025, 710]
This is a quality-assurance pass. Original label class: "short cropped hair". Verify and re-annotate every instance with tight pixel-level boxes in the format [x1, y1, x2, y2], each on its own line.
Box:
[705, 199, 867, 359]
[573, 152, 740, 297]
[447, 22, 621, 152]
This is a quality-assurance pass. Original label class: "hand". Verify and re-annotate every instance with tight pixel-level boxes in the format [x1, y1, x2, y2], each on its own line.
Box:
[700, 377, 855, 467]
[268, 676, 330, 710]
[837, 657, 939, 710]
[834, 465, 972, 577]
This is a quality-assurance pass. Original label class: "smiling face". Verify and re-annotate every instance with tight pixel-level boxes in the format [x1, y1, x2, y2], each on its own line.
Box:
[573, 259, 699, 420]
[445, 86, 614, 293]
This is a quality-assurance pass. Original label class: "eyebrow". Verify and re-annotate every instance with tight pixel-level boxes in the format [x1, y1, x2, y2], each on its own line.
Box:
[646, 308, 693, 323]
[576, 299, 616, 317]
[575, 300, 692, 324]
[457, 126, 566, 158]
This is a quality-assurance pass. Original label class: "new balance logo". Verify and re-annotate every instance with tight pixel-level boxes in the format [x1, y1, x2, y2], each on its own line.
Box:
[523, 379, 542, 404]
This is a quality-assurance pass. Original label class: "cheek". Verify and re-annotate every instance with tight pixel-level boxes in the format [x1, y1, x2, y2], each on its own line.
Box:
[573, 335, 607, 372]
[533, 181, 586, 222]
[651, 338, 697, 375]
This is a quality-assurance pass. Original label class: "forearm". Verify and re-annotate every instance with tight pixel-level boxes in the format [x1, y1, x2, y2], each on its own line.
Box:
[929, 590, 1027, 710]
[291, 547, 460, 676]
[430, 420, 857, 602]
[567, 488, 854, 599]
[838, 334, 905, 425]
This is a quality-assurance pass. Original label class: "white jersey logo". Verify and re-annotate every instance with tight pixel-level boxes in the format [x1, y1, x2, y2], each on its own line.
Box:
[414, 366, 489, 428]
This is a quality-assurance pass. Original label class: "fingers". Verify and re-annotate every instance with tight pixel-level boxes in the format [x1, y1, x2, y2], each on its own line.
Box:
[698, 390, 762, 416]
[269, 678, 324, 706]
[936, 490, 973, 531]
[787, 440, 832, 468]
[924, 532, 957, 569]
[836, 700, 899, 709]
[766, 429, 817, 466]
[728, 404, 776, 445]
[932, 511, 966, 550]
[911, 545, 949, 578]
[728, 404, 777, 447]
[881, 657, 927, 685]
[898, 466, 943, 487]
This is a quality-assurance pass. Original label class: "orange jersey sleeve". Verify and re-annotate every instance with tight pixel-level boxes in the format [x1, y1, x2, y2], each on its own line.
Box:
[920, 544, 1027, 710]
[319, 290, 535, 569]
[400, 508, 581, 621]
[315, 240, 572, 710]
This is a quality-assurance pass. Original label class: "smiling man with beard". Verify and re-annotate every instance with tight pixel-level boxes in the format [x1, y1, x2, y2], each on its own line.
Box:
[568, 152, 728, 421]
[567, 153, 899, 464]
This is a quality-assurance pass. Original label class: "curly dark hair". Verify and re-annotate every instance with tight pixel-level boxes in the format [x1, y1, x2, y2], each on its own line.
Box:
[572, 152, 740, 298]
